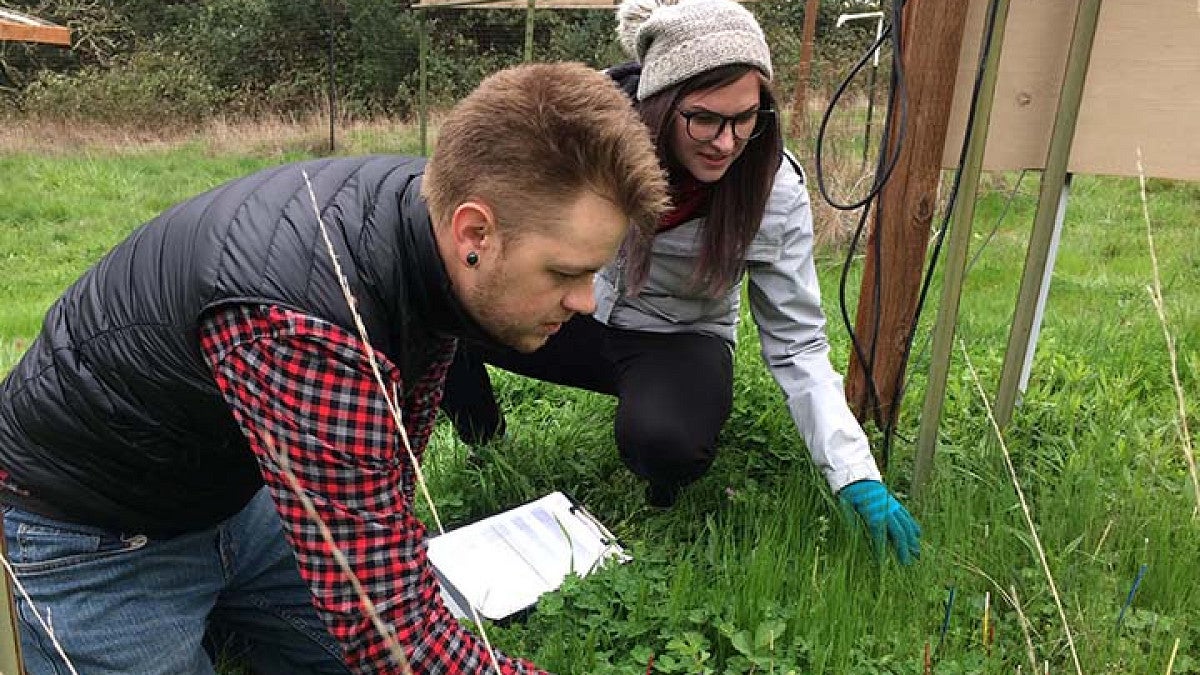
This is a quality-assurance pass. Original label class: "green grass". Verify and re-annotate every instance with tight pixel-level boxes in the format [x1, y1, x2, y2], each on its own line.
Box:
[1, 141, 1197, 674]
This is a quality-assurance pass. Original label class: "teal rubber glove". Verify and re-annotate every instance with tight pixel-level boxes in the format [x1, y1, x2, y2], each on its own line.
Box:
[838, 480, 921, 565]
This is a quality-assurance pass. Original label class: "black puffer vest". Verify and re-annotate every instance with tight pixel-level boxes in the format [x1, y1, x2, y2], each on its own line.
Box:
[0, 156, 481, 536]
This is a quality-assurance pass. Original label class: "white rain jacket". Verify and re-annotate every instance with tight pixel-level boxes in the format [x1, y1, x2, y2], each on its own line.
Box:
[593, 155, 881, 492]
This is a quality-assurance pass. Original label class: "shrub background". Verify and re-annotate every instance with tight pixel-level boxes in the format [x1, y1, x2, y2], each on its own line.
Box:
[0, 0, 886, 125]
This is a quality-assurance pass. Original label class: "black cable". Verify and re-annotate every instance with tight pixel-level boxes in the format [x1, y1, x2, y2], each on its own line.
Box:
[825, 0, 909, 435]
[812, 0, 1006, 469]
[878, 0, 1008, 466]
[814, 7, 908, 211]
[837, 205, 877, 414]
[965, 170, 1027, 276]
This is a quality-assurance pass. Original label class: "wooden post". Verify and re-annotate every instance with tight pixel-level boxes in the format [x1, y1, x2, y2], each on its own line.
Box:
[327, 0, 337, 154]
[418, 8, 429, 156]
[844, 0, 971, 431]
[788, 0, 821, 142]
[1, 525, 25, 675]
[524, 0, 536, 62]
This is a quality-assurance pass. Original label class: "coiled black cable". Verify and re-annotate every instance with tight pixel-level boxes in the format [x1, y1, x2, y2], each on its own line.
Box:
[812, 0, 1007, 468]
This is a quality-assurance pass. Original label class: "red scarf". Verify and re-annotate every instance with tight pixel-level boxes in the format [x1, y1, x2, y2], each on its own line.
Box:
[658, 175, 712, 234]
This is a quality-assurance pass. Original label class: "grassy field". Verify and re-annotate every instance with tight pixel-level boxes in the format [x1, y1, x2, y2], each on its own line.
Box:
[1, 129, 1197, 674]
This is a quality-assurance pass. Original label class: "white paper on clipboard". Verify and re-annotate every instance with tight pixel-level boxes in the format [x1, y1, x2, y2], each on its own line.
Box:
[426, 491, 629, 621]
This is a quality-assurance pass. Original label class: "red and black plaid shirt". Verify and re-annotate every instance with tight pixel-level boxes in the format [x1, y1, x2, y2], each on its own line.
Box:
[200, 304, 545, 675]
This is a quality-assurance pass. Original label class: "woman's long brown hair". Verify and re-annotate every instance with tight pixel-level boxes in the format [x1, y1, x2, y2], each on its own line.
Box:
[625, 64, 784, 296]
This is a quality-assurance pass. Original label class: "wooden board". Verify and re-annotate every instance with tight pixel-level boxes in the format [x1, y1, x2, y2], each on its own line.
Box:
[0, 22, 69, 45]
[0, 22, 71, 46]
[0, 8, 71, 46]
[943, 0, 1200, 180]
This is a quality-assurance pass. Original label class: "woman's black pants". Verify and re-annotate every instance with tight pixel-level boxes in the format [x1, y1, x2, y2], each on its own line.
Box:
[440, 314, 733, 505]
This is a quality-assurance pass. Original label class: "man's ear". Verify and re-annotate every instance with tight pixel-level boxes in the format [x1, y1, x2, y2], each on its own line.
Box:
[449, 200, 499, 264]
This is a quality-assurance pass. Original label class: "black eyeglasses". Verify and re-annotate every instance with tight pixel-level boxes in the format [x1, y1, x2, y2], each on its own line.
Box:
[676, 107, 775, 142]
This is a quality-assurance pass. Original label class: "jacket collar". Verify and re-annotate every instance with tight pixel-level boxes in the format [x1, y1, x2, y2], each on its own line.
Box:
[608, 61, 642, 101]
[398, 176, 496, 347]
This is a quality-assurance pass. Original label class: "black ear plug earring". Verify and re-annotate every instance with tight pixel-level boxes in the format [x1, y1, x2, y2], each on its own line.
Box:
[466, 251, 479, 267]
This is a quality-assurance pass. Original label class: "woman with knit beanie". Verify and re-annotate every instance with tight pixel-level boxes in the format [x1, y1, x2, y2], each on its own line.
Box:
[442, 0, 921, 564]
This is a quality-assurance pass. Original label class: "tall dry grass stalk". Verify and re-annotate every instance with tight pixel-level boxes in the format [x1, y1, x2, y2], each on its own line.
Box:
[1166, 637, 1181, 674]
[301, 172, 444, 535]
[261, 435, 414, 675]
[301, 172, 502, 673]
[0, 555, 80, 675]
[1091, 518, 1114, 558]
[1136, 149, 1200, 519]
[958, 338, 1084, 675]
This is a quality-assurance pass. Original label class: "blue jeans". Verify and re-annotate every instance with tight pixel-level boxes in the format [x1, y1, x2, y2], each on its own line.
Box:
[2, 488, 351, 675]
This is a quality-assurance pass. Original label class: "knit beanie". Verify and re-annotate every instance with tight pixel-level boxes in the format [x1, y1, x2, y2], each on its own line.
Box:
[616, 0, 773, 101]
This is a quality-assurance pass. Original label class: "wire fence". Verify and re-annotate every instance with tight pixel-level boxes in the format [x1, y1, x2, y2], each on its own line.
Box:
[0, 1, 886, 139]
[1, 1, 906, 249]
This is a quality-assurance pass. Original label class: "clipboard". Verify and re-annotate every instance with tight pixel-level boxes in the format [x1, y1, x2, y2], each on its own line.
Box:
[426, 491, 629, 622]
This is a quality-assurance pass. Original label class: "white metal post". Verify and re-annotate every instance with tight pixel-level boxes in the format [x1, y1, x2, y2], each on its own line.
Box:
[836, 11, 886, 169]
[1018, 176, 1072, 396]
